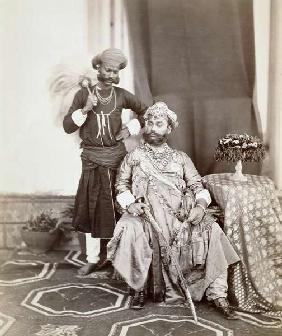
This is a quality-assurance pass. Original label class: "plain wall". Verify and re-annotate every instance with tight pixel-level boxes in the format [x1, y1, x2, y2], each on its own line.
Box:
[0, 0, 88, 194]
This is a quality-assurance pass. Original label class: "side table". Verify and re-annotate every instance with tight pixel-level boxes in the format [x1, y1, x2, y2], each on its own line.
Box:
[203, 173, 282, 314]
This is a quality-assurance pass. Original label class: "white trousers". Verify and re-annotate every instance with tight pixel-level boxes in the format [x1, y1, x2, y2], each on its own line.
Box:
[205, 270, 228, 301]
[85, 233, 100, 263]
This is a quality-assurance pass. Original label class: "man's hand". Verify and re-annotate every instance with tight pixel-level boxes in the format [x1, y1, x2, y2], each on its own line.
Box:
[82, 95, 96, 115]
[187, 206, 205, 225]
[127, 202, 149, 216]
[116, 127, 130, 141]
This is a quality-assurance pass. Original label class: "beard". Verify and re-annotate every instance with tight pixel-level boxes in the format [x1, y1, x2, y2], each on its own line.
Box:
[97, 73, 120, 85]
[143, 132, 168, 146]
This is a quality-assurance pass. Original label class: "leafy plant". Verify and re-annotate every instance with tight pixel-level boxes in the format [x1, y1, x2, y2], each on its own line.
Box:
[56, 204, 75, 241]
[23, 211, 58, 232]
[61, 204, 75, 220]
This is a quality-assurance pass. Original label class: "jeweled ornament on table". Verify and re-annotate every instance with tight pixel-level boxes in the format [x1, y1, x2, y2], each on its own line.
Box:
[214, 133, 265, 181]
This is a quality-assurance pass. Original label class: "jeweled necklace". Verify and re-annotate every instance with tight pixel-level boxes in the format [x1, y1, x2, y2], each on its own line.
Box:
[95, 85, 114, 105]
[92, 86, 117, 140]
[144, 143, 175, 171]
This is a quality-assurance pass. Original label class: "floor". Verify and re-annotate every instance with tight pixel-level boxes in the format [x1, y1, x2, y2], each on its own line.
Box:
[0, 249, 281, 336]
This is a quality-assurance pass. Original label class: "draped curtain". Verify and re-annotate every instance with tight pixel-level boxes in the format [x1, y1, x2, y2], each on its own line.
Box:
[125, 0, 260, 176]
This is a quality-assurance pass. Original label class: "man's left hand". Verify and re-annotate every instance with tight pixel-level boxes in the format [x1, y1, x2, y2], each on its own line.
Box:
[127, 202, 149, 216]
[187, 206, 205, 225]
[116, 127, 130, 141]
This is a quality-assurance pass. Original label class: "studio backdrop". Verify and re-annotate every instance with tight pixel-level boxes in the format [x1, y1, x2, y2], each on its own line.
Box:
[125, 0, 260, 176]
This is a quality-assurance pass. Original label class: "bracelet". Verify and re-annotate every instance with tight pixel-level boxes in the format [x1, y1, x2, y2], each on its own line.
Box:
[196, 203, 207, 214]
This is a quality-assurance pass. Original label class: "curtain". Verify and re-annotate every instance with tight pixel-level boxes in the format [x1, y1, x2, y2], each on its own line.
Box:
[125, 0, 260, 176]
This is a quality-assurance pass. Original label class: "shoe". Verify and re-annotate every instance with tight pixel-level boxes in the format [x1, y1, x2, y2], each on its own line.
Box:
[213, 297, 239, 320]
[95, 259, 111, 271]
[128, 286, 135, 296]
[130, 291, 145, 310]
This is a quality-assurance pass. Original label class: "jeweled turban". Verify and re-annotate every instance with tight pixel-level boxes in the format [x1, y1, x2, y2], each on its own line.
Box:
[144, 102, 179, 129]
[92, 48, 127, 70]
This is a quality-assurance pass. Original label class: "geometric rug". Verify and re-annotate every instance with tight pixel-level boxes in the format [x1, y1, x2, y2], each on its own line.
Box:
[0, 249, 281, 336]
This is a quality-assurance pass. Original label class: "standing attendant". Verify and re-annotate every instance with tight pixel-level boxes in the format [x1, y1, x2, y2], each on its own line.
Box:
[63, 48, 147, 275]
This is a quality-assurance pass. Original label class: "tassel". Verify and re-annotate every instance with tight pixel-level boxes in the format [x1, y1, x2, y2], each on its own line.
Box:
[96, 114, 102, 138]
[106, 114, 113, 140]
[101, 111, 106, 135]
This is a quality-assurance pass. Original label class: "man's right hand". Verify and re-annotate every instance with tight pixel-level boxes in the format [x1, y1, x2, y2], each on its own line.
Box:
[82, 95, 95, 115]
[127, 203, 149, 216]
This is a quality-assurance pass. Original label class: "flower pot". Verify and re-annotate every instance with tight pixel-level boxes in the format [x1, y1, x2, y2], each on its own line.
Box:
[21, 228, 61, 254]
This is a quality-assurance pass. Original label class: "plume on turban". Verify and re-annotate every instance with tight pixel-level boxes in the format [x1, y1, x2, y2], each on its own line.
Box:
[92, 48, 127, 70]
[144, 102, 179, 129]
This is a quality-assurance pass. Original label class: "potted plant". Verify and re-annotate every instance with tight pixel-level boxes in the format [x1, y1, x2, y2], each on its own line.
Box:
[21, 211, 61, 253]
[60, 203, 86, 255]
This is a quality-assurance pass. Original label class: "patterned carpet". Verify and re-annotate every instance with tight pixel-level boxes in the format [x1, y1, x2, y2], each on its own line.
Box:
[0, 249, 281, 336]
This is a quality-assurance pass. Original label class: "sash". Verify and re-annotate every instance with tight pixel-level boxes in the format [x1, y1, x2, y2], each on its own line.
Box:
[82, 142, 127, 169]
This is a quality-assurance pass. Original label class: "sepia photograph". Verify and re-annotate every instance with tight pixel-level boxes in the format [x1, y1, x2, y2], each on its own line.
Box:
[0, 0, 281, 335]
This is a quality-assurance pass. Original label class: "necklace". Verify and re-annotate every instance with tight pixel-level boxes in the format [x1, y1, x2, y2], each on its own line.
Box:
[144, 143, 175, 171]
[95, 85, 114, 105]
[93, 89, 117, 140]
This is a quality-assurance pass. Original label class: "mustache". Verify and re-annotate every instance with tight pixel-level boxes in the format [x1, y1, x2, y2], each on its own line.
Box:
[97, 74, 120, 84]
[146, 131, 159, 137]
[143, 132, 167, 145]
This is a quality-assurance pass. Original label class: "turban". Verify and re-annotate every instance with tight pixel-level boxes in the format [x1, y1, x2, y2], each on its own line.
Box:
[92, 48, 127, 70]
[144, 102, 179, 129]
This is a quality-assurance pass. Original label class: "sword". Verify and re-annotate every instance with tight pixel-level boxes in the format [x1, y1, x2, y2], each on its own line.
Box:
[142, 207, 198, 324]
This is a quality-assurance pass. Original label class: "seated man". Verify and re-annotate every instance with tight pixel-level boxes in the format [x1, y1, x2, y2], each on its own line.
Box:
[107, 102, 240, 319]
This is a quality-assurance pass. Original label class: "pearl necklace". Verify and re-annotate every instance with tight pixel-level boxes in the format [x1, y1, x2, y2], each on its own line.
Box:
[144, 143, 175, 171]
[95, 85, 114, 105]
